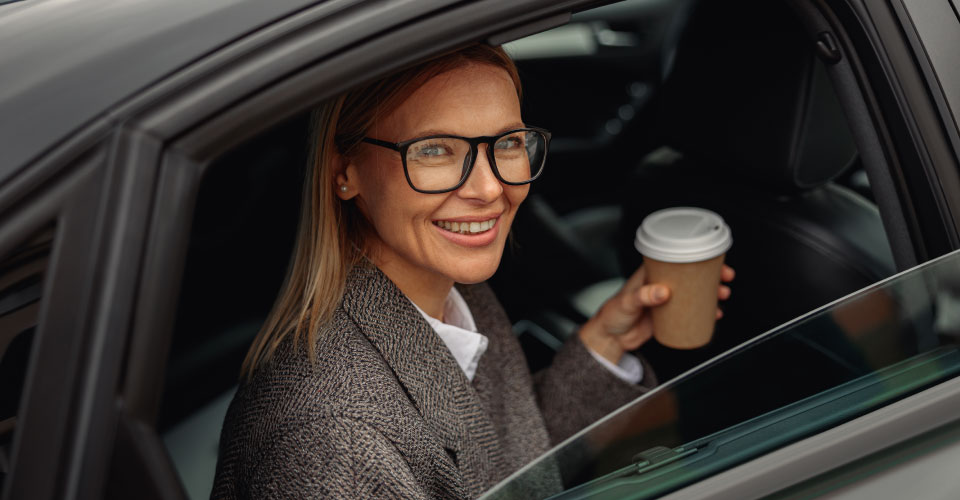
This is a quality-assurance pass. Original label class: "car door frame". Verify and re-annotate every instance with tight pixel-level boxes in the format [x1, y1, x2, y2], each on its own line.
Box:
[113, 0, 960, 496]
[889, 0, 960, 244]
[0, 126, 163, 500]
[821, 0, 960, 265]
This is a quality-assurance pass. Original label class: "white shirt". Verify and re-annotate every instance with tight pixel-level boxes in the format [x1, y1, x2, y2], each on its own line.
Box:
[412, 288, 643, 384]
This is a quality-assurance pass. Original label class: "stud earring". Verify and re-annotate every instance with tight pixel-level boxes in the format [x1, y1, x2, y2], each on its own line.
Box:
[339, 185, 348, 192]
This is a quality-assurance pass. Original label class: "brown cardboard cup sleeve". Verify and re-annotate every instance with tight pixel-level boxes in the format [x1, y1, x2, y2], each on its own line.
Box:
[634, 207, 732, 349]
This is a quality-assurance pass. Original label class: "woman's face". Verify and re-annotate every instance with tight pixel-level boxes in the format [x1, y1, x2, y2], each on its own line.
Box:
[341, 63, 529, 288]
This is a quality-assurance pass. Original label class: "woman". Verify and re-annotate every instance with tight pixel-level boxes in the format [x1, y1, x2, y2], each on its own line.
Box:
[212, 44, 733, 499]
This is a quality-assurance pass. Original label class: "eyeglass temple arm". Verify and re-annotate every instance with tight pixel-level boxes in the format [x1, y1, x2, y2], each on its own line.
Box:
[361, 137, 401, 151]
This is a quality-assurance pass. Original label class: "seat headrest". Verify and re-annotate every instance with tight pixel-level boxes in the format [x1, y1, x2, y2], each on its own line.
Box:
[660, 0, 856, 193]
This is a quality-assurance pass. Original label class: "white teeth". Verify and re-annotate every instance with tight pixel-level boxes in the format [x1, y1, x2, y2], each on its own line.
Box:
[434, 218, 497, 235]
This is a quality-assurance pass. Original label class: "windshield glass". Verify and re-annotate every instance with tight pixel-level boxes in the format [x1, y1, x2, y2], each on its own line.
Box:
[483, 249, 960, 499]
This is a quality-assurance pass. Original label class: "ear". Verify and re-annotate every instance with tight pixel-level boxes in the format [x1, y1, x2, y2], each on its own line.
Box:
[335, 156, 360, 200]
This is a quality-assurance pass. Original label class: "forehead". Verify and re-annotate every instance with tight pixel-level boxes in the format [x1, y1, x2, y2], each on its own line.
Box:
[376, 63, 522, 139]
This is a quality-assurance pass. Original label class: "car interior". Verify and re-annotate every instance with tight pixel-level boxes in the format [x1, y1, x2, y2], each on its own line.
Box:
[150, 0, 901, 497]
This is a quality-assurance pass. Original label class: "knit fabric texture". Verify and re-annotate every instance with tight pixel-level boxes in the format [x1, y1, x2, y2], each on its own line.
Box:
[211, 264, 657, 499]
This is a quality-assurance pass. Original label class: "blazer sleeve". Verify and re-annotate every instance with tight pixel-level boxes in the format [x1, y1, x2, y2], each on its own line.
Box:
[533, 335, 658, 444]
[244, 417, 428, 500]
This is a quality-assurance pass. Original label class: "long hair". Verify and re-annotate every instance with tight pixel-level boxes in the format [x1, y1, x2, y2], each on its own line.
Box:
[241, 44, 522, 377]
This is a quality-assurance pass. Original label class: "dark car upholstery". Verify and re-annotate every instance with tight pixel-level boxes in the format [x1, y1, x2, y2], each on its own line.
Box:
[617, 0, 896, 378]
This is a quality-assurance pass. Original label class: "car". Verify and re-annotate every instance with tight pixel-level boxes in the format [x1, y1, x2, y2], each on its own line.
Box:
[1, 0, 959, 498]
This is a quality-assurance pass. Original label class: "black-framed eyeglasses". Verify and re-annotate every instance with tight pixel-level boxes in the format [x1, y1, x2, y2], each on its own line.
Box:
[361, 126, 551, 194]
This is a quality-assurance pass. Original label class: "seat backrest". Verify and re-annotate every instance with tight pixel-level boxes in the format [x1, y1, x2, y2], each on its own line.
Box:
[616, 0, 896, 379]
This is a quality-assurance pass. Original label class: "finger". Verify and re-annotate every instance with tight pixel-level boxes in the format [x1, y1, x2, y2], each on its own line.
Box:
[623, 264, 648, 290]
[619, 285, 661, 315]
[716, 308, 724, 320]
[615, 284, 645, 316]
[718, 284, 731, 300]
[638, 284, 670, 307]
[721, 265, 736, 283]
[615, 316, 655, 351]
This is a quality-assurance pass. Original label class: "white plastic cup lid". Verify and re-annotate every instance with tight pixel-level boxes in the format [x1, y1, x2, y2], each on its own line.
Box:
[634, 207, 732, 263]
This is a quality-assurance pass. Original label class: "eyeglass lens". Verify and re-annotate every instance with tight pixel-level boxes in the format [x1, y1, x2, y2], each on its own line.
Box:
[405, 130, 546, 191]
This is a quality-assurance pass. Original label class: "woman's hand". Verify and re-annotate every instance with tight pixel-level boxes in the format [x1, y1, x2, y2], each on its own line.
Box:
[578, 264, 735, 365]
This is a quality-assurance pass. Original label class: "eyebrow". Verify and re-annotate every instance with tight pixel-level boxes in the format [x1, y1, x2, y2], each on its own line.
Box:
[405, 122, 527, 140]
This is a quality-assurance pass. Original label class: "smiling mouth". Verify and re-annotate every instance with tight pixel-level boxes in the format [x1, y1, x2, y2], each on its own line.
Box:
[433, 218, 498, 235]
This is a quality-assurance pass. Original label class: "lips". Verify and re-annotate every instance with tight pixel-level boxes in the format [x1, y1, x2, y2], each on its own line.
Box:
[432, 217, 498, 235]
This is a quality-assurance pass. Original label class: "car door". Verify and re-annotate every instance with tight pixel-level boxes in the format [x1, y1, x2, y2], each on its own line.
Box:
[0, 132, 147, 499]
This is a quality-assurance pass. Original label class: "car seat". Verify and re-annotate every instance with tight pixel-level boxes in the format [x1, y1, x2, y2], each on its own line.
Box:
[611, 0, 896, 379]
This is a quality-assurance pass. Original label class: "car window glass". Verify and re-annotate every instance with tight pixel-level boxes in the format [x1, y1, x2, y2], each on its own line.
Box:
[483, 248, 960, 499]
[0, 226, 53, 491]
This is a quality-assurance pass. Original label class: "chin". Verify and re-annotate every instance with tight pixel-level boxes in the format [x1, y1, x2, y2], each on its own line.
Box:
[453, 273, 495, 285]
[444, 255, 502, 284]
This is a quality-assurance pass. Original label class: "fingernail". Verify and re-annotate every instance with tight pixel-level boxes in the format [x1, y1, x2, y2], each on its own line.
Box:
[654, 287, 667, 301]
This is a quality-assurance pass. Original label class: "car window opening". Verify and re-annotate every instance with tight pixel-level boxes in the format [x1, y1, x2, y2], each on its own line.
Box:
[157, 0, 946, 498]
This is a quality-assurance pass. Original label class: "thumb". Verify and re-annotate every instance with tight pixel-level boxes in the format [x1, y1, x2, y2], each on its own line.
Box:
[603, 283, 669, 337]
[620, 284, 669, 315]
[637, 284, 670, 309]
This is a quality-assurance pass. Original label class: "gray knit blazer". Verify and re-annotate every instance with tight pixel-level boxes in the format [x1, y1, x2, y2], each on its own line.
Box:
[211, 264, 657, 499]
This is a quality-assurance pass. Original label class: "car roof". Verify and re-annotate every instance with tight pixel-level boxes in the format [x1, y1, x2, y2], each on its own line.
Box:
[0, 0, 322, 183]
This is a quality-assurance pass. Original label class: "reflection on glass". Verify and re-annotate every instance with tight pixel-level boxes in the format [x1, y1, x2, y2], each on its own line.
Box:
[483, 249, 960, 499]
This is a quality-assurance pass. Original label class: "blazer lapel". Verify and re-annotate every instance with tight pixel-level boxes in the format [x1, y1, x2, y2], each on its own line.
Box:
[341, 264, 505, 496]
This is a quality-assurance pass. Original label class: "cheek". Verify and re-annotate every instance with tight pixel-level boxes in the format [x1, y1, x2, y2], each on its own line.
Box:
[354, 157, 403, 217]
[505, 184, 530, 212]
[359, 165, 444, 235]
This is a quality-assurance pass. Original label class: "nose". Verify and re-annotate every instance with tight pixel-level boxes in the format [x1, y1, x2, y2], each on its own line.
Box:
[457, 145, 503, 202]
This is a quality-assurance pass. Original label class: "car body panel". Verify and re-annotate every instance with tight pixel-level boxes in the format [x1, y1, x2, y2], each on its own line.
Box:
[899, 0, 960, 131]
[852, 0, 960, 256]
[893, 0, 960, 228]
[0, 0, 324, 181]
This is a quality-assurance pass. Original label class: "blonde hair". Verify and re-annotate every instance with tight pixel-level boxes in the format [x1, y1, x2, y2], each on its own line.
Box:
[241, 44, 522, 377]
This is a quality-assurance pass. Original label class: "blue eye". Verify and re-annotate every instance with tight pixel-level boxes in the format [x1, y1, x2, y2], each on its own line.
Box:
[495, 136, 523, 149]
[412, 142, 452, 157]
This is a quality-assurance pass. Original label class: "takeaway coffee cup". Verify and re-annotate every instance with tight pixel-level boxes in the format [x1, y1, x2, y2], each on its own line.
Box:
[634, 207, 732, 349]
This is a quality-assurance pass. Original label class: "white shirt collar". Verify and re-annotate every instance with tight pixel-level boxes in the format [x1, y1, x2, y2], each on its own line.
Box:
[412, 287, 488, 381]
